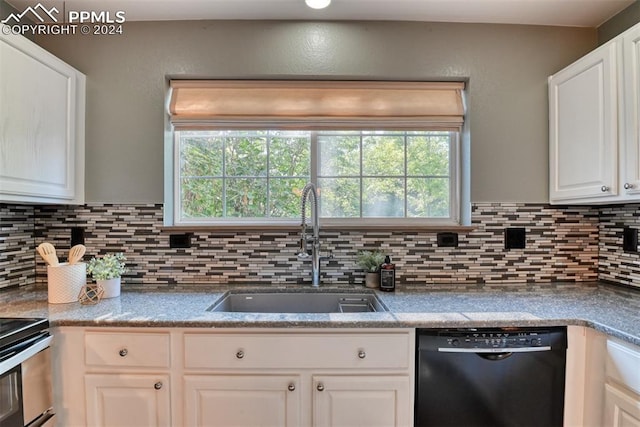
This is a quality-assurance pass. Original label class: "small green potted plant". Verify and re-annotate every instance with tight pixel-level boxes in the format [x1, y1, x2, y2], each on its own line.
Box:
[356, 250, 385, 288]
[87, 253, 127, 298]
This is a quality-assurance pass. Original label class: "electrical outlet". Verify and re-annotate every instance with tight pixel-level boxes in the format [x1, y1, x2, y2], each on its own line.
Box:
[623, 227, 638, 253]
[170, 233, 192, 248]
[71, 227, 85, 246]
[505, 228, 526, 250]
[437, 232, 458, 248]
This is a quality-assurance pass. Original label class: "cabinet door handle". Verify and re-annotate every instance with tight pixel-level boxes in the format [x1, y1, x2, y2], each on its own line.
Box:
[316, 383, 325, 392]
[358, 350, 366, 359]
[154, 382, 163, 390]
[288, 383, 296, 392]
[624, 183, 634, 190]
[236, 350, 245, 359]
[601, 186, 610, 192]
[119, 348, 128, 357]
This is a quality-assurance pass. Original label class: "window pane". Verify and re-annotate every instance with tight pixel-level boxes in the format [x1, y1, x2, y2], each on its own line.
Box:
[269, 133, 310, 177]
[226, 178, 267, 217]
[318, 135, 360, 176]
[181, 178, 223, 218]
[269, 178, 308, 218]
[180, 136, 223, 177]
[407, 178, 450, 217]
[318, 178, 360, 217]
[225, 136, 267, 177]
[176, 129, 455, 223]
[362, 134, 404, 176]
[407, 134, 450, 176]
[363, 178, 404, 217]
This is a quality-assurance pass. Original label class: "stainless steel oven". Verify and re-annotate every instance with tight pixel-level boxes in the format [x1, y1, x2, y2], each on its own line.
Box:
[0, 318, 54, 427]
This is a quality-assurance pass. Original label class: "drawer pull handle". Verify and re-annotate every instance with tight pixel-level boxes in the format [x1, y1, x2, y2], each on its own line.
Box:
[119, 349, 128, 357]
[236, 350, 245, 359]
[154, 382, 163, 390]
[317, 383, 325, 392]
[625, 183, 634, 190]
[358, 350, 366, 359]
[601, 185, 610, 192]
[288, 383, 296, 392]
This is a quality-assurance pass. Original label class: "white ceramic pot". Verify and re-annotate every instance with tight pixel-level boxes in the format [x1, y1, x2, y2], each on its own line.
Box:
[365, 272, 380, 289]
[97, 277, 121, 298]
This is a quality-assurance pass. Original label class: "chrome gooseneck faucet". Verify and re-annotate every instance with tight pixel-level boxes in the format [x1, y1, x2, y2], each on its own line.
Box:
[297, 182, 323, 286]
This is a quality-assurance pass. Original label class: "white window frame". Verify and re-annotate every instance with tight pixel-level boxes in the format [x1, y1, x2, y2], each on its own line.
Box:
[170, 129, 461, 228]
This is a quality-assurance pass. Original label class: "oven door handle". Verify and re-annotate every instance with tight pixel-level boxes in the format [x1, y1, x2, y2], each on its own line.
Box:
[26, 409, 55, 427]
[0, 334, 52, 374]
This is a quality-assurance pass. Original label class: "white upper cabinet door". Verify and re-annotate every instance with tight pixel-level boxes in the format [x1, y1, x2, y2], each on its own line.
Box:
[622, 25, 640, 196]
[0, 26, 85, 204]
[549, 41, 619, 203]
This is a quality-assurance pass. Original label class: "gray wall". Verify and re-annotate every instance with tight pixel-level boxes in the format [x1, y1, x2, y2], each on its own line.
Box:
[598, 1, 640, 44]
[34, 21, 595, 204]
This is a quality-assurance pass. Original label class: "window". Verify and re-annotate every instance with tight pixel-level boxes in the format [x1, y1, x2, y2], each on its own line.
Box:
[175, 129, 458, 226]
[166, 80, 467, 227]
[178, 130, 310, 221]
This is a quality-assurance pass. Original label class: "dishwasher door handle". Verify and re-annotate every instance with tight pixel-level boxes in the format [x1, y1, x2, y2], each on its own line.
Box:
[437, 346, 551, 353]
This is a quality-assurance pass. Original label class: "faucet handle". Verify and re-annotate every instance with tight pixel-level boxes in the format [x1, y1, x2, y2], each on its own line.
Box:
[297, 238, 311, 259]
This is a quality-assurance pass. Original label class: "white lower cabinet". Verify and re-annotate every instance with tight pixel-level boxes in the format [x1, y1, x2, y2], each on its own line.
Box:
[53, 327, 414, 427]
[183, 375, 302, 426]
[312, 375, 411, 427]
[181, 329, 414, 427]
[85, 374, 171, 427]
[604, 383, 640, 427]
[604, 339, 640, 427]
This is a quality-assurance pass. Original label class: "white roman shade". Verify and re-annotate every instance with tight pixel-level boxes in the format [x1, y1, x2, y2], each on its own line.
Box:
[169, 80, 465, 130]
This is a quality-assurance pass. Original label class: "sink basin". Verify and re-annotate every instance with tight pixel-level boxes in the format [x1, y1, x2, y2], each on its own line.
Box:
[208, 290, 388, 313]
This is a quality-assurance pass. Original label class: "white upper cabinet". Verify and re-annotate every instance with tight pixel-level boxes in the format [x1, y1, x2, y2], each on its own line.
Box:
[549, 41, 619, 203]
[0, 25, 85, 204]
[549, 22, 640, 205]
[622, 24, 640, 196]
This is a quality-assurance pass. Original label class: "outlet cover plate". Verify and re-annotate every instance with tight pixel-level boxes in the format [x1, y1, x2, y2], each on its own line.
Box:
[623, 227, 638, 253]
[505, 228, 526, 250]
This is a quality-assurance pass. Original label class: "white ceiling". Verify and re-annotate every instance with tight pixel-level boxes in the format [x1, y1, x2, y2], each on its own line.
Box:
[5, 0, 636, 27]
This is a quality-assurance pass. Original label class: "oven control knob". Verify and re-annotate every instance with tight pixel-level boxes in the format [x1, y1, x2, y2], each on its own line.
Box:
[451, 339, 460, 347]
[530, 338, 541, 346]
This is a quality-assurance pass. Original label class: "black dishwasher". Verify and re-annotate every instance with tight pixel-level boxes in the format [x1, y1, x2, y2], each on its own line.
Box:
[415, 327, 567, 427]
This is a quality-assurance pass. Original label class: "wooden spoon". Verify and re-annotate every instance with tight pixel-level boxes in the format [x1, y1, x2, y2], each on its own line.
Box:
[68, 244, 86, 265]
[37, 242, 59, 266]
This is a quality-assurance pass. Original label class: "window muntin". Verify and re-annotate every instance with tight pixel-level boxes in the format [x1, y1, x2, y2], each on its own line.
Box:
[317, 130, 452, 219]
[178, 130, 310, 221]
[175, 129, 457, 225]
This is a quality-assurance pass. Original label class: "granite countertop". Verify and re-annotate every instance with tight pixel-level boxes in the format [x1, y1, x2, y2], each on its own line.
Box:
[1, 282, 639, 346]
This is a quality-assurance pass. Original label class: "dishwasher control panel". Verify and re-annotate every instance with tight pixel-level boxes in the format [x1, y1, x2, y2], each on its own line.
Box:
[417, 327, 567, 351]
[444, 330, 548, 349]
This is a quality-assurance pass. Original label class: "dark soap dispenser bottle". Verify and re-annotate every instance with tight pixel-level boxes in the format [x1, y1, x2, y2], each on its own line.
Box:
[379, 255, 396, 292]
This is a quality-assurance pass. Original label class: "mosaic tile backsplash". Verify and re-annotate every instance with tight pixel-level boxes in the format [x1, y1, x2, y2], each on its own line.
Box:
[0, 204, 35, 289]
[16, 203, 598, 290]
[4, 202, 639, 291]
[600, 205, 640, 288]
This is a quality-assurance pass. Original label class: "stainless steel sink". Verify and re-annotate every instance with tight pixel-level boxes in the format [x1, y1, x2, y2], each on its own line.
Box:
[208, 290, 388, 313]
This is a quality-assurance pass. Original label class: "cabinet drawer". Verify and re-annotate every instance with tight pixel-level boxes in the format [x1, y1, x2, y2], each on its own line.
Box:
[607, 339, 640, 395]
[85, 331, 170, 368]
[184, 332, 410, 370]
